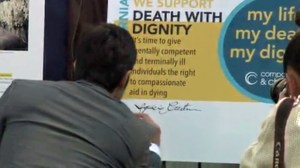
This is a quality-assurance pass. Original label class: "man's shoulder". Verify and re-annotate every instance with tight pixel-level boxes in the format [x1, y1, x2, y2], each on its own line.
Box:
[9, 79, 44, 93]
[12, 79, 66, 85]
[11, 79, 47, 87]
[8, 79, 76, 99]
[11, 79, 74, 90]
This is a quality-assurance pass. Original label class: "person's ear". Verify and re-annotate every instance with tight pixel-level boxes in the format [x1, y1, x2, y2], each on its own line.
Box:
[119, 70, 131, 90]
[111, 70, 132, 99]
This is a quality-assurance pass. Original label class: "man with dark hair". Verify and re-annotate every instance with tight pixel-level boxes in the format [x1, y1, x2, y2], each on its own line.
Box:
[240, 32, 300, 167]
[0, 23, 161, 167]
[74, 24, 136, 94]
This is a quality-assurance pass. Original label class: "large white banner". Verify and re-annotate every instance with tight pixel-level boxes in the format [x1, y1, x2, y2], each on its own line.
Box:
[0, 0, 45, 97]
[108, 0, 298, 163]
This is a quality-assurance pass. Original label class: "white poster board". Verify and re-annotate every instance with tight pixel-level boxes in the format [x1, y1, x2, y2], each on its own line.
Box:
[0, 0, 45, 97]
[107, 0, 297, 163]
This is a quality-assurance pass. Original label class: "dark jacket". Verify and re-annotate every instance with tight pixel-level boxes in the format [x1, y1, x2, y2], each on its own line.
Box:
[0, 80, 153, 167]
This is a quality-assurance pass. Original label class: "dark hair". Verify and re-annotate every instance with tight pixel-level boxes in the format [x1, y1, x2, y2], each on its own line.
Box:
[283, 32, 300, 74]
[74, 23, 137, 92]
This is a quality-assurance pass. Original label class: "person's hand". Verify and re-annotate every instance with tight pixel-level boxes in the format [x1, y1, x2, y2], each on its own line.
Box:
[135, 113, 161, 146]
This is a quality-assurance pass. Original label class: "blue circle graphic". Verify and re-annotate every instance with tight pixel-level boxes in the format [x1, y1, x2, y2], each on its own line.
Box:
[219, 0, 298, 103]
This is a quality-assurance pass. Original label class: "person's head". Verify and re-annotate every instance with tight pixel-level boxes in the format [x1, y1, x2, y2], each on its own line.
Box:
[74, 23, 137, 99]
[283, 31, 300, 98]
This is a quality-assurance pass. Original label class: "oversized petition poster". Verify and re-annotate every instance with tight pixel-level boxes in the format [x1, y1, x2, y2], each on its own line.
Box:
[108, 0, 298, 163]
[0, 0, 45, 97]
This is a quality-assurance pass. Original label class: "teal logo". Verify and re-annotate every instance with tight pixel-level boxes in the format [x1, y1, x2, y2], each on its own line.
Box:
[219, 0, 298, 103]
